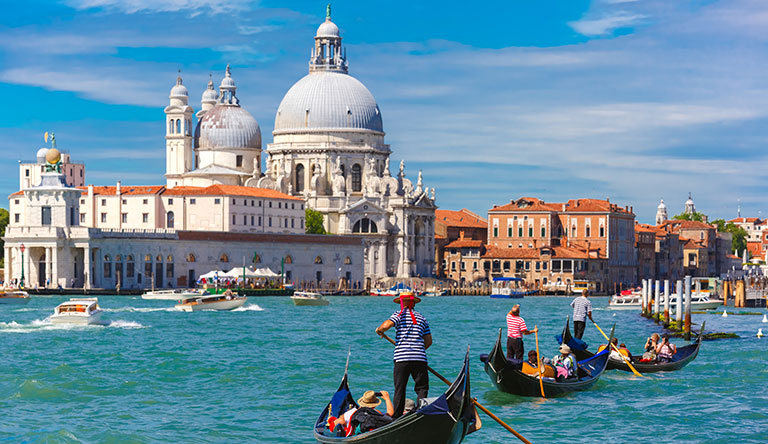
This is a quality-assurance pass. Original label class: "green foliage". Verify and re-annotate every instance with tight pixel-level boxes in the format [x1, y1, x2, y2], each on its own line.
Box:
[0, 208, 8, 259]
[305, 208, 327, 234]
[672, 211, 706, 222]
[711, 218, 748, 253]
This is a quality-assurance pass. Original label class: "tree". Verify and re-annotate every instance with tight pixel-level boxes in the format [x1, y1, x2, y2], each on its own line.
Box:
[305, 208, 327, 234]
[0, 208, 8, 267]
[672, 211, 706, 222]
[711, 218, 748, 253]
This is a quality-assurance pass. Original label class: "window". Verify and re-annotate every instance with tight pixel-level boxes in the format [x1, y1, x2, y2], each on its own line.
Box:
[599, 226, 605, 237]
[214, 198, 220, 204]
[251, 200, 254, 207]
[236, 155, 243, 167]
[295, 164, 305, 192]
[169, 119, 174, 133]
[176, 119, 181, 133]
[351, 164, 362, 192]
[352, 218, 378, 233]
[41, 206, 51, 225]
[473, 261, 478, 270]
[251, 215, 255, 226]
[518, 227, 523, 237]
[103, 261, 112, 279]
[503, 261, 511, 271]
[508, 227, 512, 237]
[25, 169, 29, 177]
[166, 211, 174, 228]
[268, 217, 272, 227]
[101, 213, 107, 223]
[243, 199, 247, 206]
[451, 261, 456, 270]
[243, 215, 247, 225]
[571, 226, 577, 237]
[291, 203, 295, 209]
[279, 202, 282, 209]
[142, 213, 149, 223]
[143, 199, 148, 205]
[291, 218, 295, 228]
[493, 227, 498, 237]
[541, 226, 546, 237]
[269, 201, 272, 208]
[14, 213, 19, 223]
[232, 199, 236, 205]
[586, 226, 591, 237]
[168, 199, 173, 205]
[528, 227, 533, 237]
[80, 199, 84, 204]
[126, 257, 135, 278]
[79, 213, 84, 223]
[344, 256, 352, 265]
[13, 199, 18, 205]
[232, 215, 236, 225]
[535, 261, 541, 271]
[166, 263, 174, 278]
[258, 216, 262, 226]
[460, 262, 466, 271]
[314, 256, 323, 264]
[525, 261, 530, 270]
[101, 199, 106, 206]
[122, 213, 127, 223]
[186, 253, 196, 262]
[220, 253, 229, 262]
[190, 198, 196, 204]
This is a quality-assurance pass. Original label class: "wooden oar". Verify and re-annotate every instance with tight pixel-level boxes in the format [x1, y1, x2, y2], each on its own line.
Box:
[591, 320, 644, 377]
[380, 333, 532, 444]
[533, 324, 545, 398]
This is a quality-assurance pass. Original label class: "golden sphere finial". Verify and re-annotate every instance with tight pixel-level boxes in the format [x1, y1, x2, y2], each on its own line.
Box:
[46, 148, 61, 164]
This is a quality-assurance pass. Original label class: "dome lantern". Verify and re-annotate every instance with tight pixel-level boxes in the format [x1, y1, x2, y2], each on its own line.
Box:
[310, 4, 347, 74]
[169, 73, 189, 106]
[218, 64, 239, 105]
[200, 74, 219, 112]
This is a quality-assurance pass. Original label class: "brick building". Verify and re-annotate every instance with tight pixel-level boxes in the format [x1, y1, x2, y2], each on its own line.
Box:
[435, 209, 487, 279]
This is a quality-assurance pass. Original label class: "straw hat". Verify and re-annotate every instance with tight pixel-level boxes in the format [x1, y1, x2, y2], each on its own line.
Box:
[393, 292, 421, 304]
[357, 391, 382, 408]
[559, 344, 572, 353]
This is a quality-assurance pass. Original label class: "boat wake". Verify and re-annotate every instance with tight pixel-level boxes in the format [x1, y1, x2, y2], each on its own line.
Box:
[104, 307, 177, 313]
[107, 320, 146, 329]
[232, 304, 264, 312]
[0, 318, 146, 332]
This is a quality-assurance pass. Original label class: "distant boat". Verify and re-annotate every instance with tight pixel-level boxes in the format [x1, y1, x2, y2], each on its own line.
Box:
[370, 282, 416, 297]
[50, 298, 103, 325]
[291, 291, 330, 306]
[0, 290, 30, 305]
[175, 291, 246, 312]
[141, 288, 206, 300]
[608, 290, 642, 310]
[489, 277, 531, 299]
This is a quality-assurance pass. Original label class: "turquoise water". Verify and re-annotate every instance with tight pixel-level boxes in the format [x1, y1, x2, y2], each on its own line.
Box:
[0, 296, 766, 443]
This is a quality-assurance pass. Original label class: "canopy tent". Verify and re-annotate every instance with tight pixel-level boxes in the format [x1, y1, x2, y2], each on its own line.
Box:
[254, 267, 280, 278]
[223, 267, 263, 279]
[198, 270, 222, 280]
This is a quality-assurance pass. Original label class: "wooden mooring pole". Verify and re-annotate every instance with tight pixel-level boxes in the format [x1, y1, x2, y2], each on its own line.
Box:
[675, 279, 683, 331]
[653, 279, 660, 323]
[684, 275, 692, 340]
[663, 279, 670, 327]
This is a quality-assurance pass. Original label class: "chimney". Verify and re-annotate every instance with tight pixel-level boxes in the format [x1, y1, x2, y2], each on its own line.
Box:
[459, 230, 465, 240]
[630, 206, 633, 214]
[606, 196, 610, 202]
[88, 184, 94, 198]
[116, 181, 121, 195]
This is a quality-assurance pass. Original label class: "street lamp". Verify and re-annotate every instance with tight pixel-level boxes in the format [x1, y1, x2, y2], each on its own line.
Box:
[19, 243, 25, 289]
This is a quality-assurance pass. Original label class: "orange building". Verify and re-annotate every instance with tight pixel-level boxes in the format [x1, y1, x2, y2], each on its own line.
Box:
[435, 209, 487, 279]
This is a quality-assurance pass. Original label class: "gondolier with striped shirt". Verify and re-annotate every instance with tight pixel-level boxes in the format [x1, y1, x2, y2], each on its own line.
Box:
[376, 292, 432, 419]
[506, 304, 537, 360]
[570, 290, 593, 339]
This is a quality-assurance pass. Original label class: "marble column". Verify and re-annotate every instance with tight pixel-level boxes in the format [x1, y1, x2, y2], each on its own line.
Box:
[83, 247, 91, 290]
[3, 247, 10, 287]
[51, 246, 58, 288]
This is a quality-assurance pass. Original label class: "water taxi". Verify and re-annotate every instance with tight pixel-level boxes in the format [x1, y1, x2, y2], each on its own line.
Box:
[175, 291, 247, 312]
[661, 293, 722, 311]
[0, 290, 30, 305]
[608, 289, 642, 310]
[141, 288, 206, 300]
[290, 291, 330, 306]
[490, 277, 534, 298]
[50, 298, 103, 325]
[543, 280, 570, 295]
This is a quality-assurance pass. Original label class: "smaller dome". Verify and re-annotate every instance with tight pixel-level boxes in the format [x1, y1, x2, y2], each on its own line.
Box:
[202, 80, 218, 103]
[46, 148, 61, 164]
[197, 106, 261, 151]
[220, 65, 236, 90]
[657, 199, 666, 209]
[316, 19, 340, 38]
[36, 148, 49, 163]
[170, 76, 188, 98]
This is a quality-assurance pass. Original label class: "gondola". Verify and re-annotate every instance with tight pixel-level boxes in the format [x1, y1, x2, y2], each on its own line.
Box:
[480, 328, 611, 397]
[559, 318, 704, 373]
[314, 349, 476, 444]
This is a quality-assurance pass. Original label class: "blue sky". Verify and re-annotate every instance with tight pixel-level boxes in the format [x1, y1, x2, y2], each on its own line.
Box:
[1, 0, 767, 223]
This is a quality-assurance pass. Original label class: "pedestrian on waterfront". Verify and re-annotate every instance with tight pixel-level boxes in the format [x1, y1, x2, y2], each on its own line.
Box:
[506, 304, 537, 360]
[375, 292, 432, 419]
[570, 289, 593, 339]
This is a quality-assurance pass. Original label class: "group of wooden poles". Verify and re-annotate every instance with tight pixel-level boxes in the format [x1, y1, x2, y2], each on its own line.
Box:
[638, 276, 703, 340]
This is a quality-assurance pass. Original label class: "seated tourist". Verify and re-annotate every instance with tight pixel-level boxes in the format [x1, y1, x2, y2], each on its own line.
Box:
[330, 390, 394, 437]
[552, 344, 577, 381]
[655, 334, 677, 363]
[642, 333, 660, 361]
[618, 343, 633, 360]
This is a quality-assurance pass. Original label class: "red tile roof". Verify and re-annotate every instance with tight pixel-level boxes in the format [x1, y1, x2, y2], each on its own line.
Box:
[435, 209, 487, 228]
[445, 239, 484, 249]
[164, 184, 302, 200]
[482, 245, 592, 259]
[78, 185, 165, 196]
[489, 197, 561, 213]
[729, 217, 761, 224]
[489, 197, 633, 215]
[563, 199, 633, 214]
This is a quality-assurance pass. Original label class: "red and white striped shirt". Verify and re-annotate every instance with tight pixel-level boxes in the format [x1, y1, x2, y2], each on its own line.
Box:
[506, 314, 527, 338]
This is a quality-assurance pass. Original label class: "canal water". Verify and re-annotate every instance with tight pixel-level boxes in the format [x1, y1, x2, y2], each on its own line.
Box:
[0, 296, 765, 443]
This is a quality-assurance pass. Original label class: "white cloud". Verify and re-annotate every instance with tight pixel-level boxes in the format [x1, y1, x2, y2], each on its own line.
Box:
[569, 12, 646, 36]
[65, 0, 253, 14]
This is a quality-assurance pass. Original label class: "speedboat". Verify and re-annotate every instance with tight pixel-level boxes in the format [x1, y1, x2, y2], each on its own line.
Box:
[543, 280, 570, 295]
[141, 288, 206, 300]
[175, 291, 247, 312]
[661, 293, 722, 311]
[50, 298, 103, 325]
[291, 291, 330, 306]
[608, 290, 642, 310]
[0, 290, 30, 305]
[423, 287, 447, 297]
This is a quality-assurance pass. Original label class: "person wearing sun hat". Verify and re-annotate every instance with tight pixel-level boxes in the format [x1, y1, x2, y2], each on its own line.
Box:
[329, 390, 394, 436]
[552, 343, 577, 381]
[375, 291, 432, 418]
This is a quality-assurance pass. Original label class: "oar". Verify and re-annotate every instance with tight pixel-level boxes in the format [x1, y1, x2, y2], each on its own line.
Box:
[591, 320, 644, 377]
[380, 333, 532, 444]
[533, 324, 545, 398]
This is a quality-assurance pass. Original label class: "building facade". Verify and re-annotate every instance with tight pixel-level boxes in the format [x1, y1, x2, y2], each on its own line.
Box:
[434, 208, 487, 279]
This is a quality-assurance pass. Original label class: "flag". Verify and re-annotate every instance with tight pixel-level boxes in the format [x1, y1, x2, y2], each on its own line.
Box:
[44, 132, 48, 143]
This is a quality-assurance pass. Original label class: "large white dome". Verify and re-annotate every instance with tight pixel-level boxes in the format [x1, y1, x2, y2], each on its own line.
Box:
[196, 105, 261, 150]
[274, 71, 383, 134]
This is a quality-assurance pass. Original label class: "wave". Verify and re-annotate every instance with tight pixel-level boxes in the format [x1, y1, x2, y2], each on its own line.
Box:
[103, 306, 177, 313]
[108, 320, 146, 329]
[0, 317, 146, 332]
[232, 304, 264, 312]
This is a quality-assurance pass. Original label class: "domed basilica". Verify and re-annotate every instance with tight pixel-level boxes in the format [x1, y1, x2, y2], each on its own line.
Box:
[163, 8, 437, 279]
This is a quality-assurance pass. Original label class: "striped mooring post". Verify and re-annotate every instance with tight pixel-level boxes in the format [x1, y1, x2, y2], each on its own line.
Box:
[653, 279, 660, 323]
[684, 276, 692, 340]
[663, 279, 670, 327]
[675, 279, 683, 331]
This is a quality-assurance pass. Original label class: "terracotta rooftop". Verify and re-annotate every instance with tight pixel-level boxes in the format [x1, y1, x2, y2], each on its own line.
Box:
[482, 245, 592, 259]
[164, 185, 302, 201]
[445, 239, 484, 249]
[435, 209, 487, 228]
[729, 217, 761, 224]
[489, 197, 633, 215]
[489, 197, 561, 213]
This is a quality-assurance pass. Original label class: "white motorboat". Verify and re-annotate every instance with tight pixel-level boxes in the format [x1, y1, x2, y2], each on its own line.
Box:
[175, 291, 247, 312]
[423, 287, 447, 297]
[608, 291, 642, 310]
[50, 298, 103, 325]
[141, 288, 206, 300]
[0, 290, 30, 305]
[661, 293, 723, 311]
[290, 291, 330, 306]
[543, 280, 570, 295]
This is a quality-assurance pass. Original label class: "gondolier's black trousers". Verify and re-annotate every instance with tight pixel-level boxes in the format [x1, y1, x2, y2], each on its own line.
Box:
[506, 337, 524, 360]
[393, 361, 429, 419]
[573, 320, 586, 339]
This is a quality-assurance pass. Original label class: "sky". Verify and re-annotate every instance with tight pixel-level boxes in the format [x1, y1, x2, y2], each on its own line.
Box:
[1, 0, 767, 223]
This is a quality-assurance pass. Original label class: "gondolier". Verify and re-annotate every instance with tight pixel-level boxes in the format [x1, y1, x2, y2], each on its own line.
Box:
[375, 292, 432, 418]
[570, 290, 593, 339]
[506, 304, 537, 360]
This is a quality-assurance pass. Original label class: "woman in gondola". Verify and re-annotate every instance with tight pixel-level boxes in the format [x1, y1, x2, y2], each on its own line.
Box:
[552, 344, 577, 381]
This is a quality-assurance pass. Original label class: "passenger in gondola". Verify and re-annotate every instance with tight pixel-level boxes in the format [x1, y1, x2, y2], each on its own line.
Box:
[618, 343, 633, 360]
[655, 334, 677, 363]
[329, 390, 394, 437]
[552, 344, 577, 381]
[641, 333, 660, 361]
[505, 304, 537, 360]
[375, 292, 432, 419]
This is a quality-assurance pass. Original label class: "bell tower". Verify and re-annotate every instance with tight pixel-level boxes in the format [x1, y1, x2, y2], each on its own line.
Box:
[165, 74, 194, 187]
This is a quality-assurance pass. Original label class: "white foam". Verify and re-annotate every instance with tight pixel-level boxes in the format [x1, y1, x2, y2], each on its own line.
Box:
[104, 307, 176, 313]
[108, 320, 146, 329]
[232, 304, 264, 312]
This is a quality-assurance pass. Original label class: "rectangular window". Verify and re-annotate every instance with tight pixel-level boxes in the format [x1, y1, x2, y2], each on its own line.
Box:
[525, 261, 530, 270]
[259, 201, 262, 207]
[166, 263, 174, 278]
[236, 155, 243, 167]
[142, 213, 148, 223]
[586, 226, 591, 237]
[232, 199, 236, 205]
[493, 227, 498, 237]
[599, 226, 605, 237]
[269, 201, 272, 208]
[190, 198, 196, 204]
[25, 169, 29, 177]
[535, 261, 541, 271]
[14, 199, 19, 205]
[473, 261, 478, 270]
[232, 215, 236, 225]
[121, 213, 127, 223]
[251, 215, 255, 226]
[251, 200, 254, 207]
[41, 206, 51, 225]
[269, 217, 272, 227]
[14, 213, 20, 223]
[101, 213, 107, 223]
[543, 262, 548, 270]
[143, 199, 148, 205]
[292, 203, 295, 209]
[79, 213, 85, 223]
[451, 261, 456, 270]
[279, 202, 282, 209]
[508, 227, 512, 237]
[214, 198, 220, 204]
[301, 204, 304, 210]
[460, 261, 466, 271]
[258, 216, 262, 226]
[541, 226, 546, 237]
[168, 199, 173, 205]
[101, 199, 106, 206]
[518, 227, 523, 237]
[552, 260, 561, 272]
[301, 219, 304, 229]
[291, 218, 295, 228]
[243, 215, 247, 225]
[563, 261, 573, 272]
[80, 199, 85, 204]
[121, 199, 127, 204]
[126, 262, 135, 278]
[528, 227, 533, 237]
[104, 262, 112, 279]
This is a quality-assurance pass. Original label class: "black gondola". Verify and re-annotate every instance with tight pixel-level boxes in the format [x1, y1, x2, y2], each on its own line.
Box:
[314, 350, 476, 444]
[480, 328, 611, 397]
[559, 318, 704, 373]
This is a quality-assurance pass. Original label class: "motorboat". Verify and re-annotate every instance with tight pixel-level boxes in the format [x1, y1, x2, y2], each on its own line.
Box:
[490, 277, 534, 298]
[608, 289, 642, 310]
[423, 287, 447, 297]
[175, 291, 247, 312]
[141, 288, 206, 300]
[291, 291, 330, 306]
[50, 298, 103, 325]
[660, 293, 722, 311]
[0, 290, 30, 305]
[542, 280, 570, 295]
[370, 282, 415, 297]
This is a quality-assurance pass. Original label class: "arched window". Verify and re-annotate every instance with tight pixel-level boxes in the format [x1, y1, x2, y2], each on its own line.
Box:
[186, 119, 191, 135]
[253, 253, 261, 264]
[176, 119, 181, 134]
[314, 256, 323, 264]
[351, 164, 362, 192]
[352, 218, 378, 234]
[169, 120, 174, 134]
[104, 255, 111, 262]
[144, 254, 152, 262]
[156, 255, 163, 262]
[220, 253, 229, 262]
[186, 253, 196, 262]
[167, 255, 173, 262]
[166, 211, 174, 229]
[344, 256, 352, 265]
[284, 255, 293, 264]
[295, 164, 305, 192]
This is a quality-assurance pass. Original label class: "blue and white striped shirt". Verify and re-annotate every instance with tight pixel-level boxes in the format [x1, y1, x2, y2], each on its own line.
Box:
[389, 310, 431, 363]
[571, 296, 592, 322]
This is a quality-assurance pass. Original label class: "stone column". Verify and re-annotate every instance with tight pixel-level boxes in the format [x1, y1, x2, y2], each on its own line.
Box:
[51, 246, 58, 288]
[83, 247, 91, 290]
[3, 247, 10, 287]
[47, 247, 53, 288]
